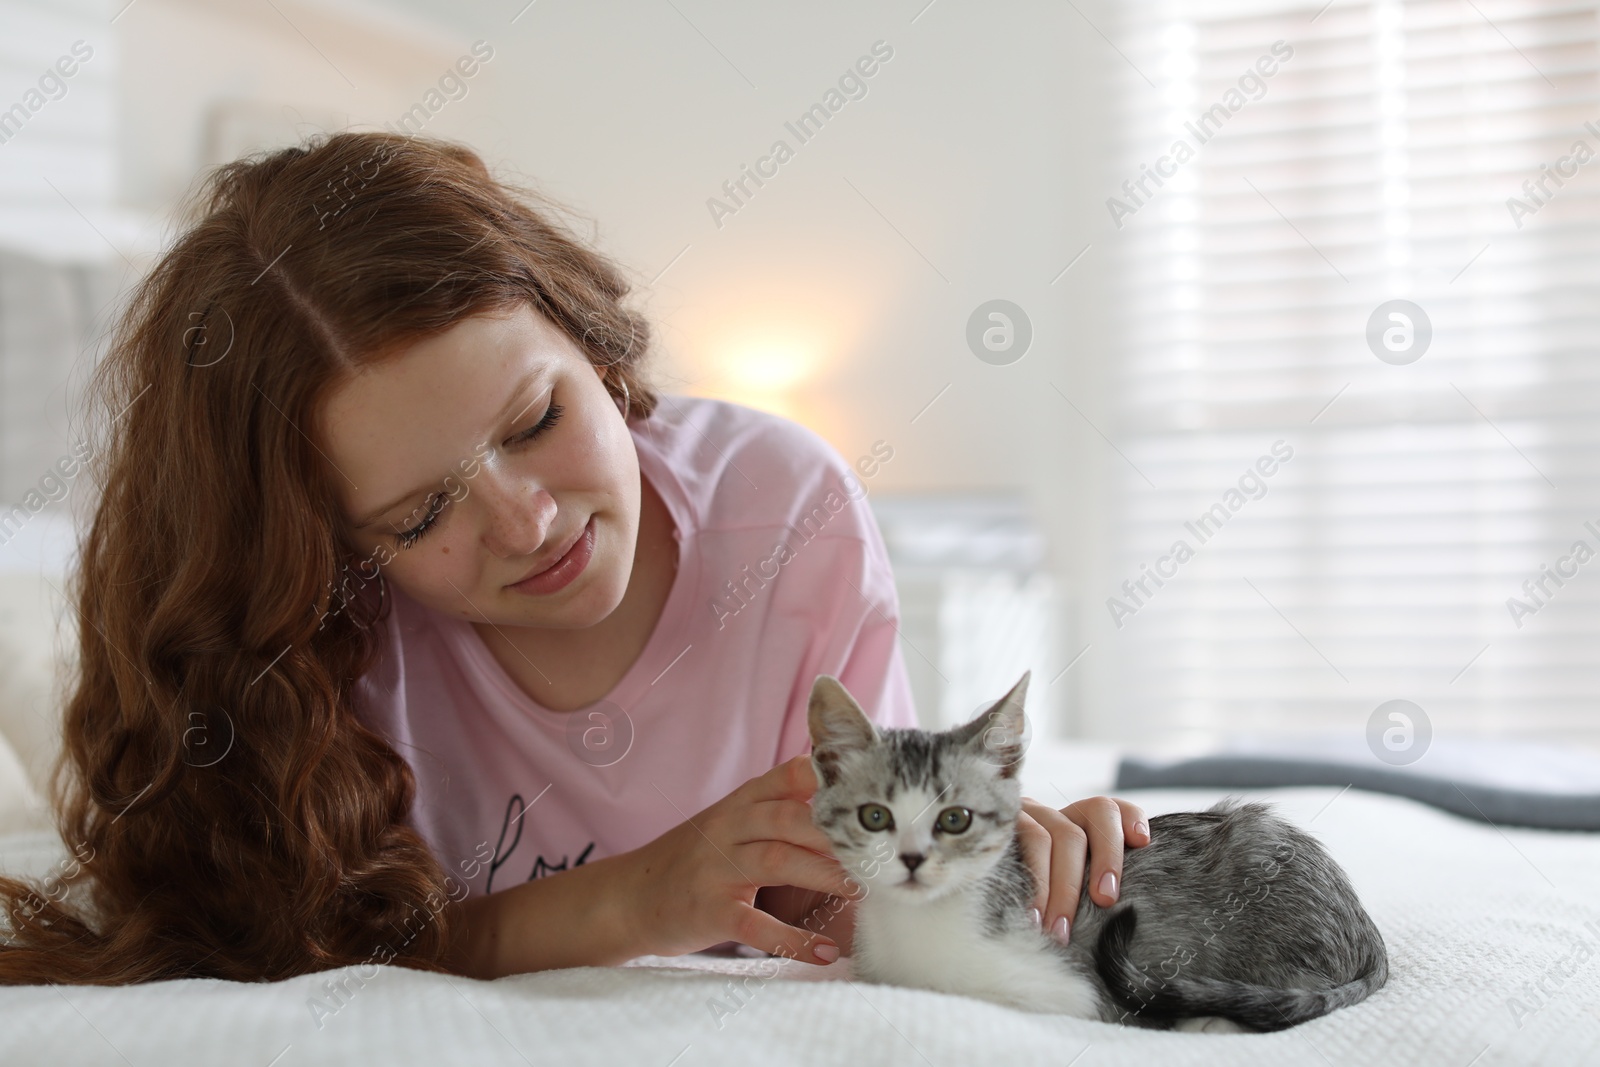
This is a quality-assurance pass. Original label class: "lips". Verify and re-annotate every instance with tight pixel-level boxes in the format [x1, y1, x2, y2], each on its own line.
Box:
[507, 516, 595, 597]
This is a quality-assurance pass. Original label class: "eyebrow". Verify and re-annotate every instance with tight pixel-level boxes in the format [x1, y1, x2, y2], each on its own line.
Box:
[353, 370, 549, 531]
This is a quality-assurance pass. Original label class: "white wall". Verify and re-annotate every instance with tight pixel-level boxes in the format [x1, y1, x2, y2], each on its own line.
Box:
[114, 0, 459, 214]
[388, 0, 1118, 734]
[4, 0, 1120, 736]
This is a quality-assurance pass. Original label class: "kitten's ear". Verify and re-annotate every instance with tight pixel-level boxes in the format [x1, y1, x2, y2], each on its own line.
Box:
[954, 672, 1029, 778]
[809, 675, 876, 750]
[809, 676, 877, 786]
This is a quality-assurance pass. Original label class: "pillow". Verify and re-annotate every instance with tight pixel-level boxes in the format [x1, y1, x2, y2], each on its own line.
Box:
[0, 569, 68, 830]
[0, 725, 47, 835]
[1116, 736, 1600, 831]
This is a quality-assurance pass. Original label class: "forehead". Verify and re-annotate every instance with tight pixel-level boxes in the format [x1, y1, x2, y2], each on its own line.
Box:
[315, 305, 578, 517]
[882, 731, 958, 795]
[838, 732, 984, 805]
[320, 304, 570, 437]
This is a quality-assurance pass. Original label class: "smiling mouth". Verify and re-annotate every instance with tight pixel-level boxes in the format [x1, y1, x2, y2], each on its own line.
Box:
[506, 516, 596, 596]
[511, 520, 585, 581]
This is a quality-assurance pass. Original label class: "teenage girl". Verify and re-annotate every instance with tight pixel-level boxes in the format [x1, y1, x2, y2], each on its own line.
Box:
[0, 133, 1147, 983]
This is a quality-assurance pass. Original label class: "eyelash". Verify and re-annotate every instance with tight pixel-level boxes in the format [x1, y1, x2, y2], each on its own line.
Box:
[393, 402, 565, 548]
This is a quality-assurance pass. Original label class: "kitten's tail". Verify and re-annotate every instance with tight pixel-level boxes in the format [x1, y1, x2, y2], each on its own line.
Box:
[1093, 906, 1387, 1032]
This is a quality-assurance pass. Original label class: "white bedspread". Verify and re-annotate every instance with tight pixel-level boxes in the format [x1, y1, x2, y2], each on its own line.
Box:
[2, 783, 1598, 1066]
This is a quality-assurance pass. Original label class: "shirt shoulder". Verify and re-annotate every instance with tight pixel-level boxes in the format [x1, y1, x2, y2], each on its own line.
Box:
[635, 395, 873, 539]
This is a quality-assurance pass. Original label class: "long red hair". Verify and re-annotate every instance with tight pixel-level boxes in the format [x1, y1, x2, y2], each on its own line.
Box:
[0, 132, 655, 983]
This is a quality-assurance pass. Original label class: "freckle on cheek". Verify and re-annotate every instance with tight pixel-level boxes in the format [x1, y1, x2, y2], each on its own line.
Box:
[441, 546, 450, 554]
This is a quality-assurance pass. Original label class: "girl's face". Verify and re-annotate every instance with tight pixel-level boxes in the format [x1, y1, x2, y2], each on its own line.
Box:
[319, 303, 641, 630]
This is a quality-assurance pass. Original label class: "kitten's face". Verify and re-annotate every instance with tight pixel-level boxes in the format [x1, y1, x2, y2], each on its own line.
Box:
[807, 674, 1029, 903]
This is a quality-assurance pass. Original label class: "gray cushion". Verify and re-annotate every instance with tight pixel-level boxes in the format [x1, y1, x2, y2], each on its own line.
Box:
[1116, 754, 1600, 831]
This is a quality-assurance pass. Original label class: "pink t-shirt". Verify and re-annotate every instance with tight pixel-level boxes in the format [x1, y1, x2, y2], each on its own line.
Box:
[354, 395, 917, 898]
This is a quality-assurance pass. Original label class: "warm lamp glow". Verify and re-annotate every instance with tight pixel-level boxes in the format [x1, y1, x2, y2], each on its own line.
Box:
[694, 334, 829, 421]
[677, 290, 865, 429]
[723, 341, 814, 394]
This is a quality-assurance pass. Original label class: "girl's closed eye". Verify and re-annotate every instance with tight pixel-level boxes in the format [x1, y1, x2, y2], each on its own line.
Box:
[395, 492, 447, 548]
[392, 401, 566, 548]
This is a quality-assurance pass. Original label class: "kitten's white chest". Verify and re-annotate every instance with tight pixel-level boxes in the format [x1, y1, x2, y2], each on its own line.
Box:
[852, 891, 1100, 1017]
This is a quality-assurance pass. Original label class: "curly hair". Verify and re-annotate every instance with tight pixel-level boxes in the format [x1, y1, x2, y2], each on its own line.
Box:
[0, 131, 656, 983]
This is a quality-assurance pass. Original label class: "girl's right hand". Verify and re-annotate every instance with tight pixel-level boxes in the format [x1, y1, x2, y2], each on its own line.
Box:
[618, 753, 856, 964]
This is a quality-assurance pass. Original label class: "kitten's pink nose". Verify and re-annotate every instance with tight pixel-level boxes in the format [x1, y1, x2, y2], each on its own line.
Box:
[900, 853, 925, 872]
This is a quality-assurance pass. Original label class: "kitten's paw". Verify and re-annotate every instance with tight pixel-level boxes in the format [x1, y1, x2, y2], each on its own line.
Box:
[1173, 1016, 1247, 1034]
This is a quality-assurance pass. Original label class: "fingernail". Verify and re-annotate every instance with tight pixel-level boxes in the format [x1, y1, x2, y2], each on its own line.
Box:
[1135, 820, 1149, 839]
[1050, 915, 1071, 945]
[1027, 907, 1041, 929]
[813, 941, 839, 963]
[1099, 871, 1119, 902]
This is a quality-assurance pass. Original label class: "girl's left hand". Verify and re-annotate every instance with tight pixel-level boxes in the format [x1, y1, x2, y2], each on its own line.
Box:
[1017, 795, 1150, 946]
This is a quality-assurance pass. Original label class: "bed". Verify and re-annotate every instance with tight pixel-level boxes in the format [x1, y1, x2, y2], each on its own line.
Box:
[3, 742, 1598, 1066]
[4, 519, 1599, 1063]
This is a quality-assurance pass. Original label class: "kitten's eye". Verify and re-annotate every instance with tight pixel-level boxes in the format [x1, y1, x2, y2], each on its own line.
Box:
[935, 806, 973, 834]
[858, 803, 894, 832]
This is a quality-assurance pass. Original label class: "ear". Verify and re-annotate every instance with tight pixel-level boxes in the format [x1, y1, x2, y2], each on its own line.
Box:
[809, 675, 876, 751]
[953, 672, 1029, 778]
[808, 675, 877, 787]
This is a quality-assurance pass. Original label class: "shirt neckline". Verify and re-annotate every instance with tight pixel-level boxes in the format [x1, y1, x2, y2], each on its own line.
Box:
[435, 412, 701, 727]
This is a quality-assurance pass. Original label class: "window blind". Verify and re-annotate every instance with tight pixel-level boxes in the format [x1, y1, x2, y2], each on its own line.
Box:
[1095, 0, 1600, 748]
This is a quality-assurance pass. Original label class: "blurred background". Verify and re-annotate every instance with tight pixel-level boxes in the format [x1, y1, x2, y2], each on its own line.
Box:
[1, 0, 1597, 788]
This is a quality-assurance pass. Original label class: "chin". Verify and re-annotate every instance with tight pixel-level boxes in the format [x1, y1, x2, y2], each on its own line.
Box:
[497, 537, 633, 627]
[502, 575, 626, 629]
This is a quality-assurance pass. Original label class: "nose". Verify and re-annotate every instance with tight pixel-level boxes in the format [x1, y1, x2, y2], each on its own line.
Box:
[478, 475, 557, 559]
[900, 853, 925, 873]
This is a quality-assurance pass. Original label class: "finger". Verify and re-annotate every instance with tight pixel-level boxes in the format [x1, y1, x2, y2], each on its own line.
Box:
[734, 799, 838, 857]
[1013, 807, 1054, 920]
[730, 902, 840, 965]
[1023, 799, 1088, 941]
[1119, 799, 1151, 847]
[1064, 796, 1126, 908]
[742, 754, 818, 804]
[737, 839, 858, 901]
[800, 891, 859, 956]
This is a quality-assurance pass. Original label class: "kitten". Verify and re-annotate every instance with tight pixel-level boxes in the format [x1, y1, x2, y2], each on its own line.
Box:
[806, 672, 1388, 1031]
